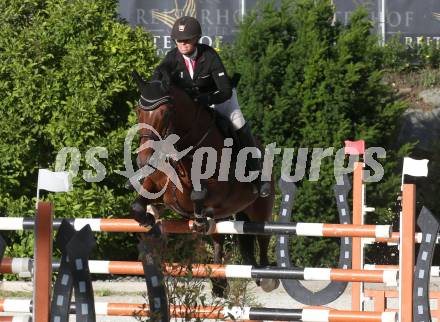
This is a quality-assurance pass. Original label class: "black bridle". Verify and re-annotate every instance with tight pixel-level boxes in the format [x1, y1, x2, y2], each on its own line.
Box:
[137, 91, 216, 166]
[136, 86, 217, 216]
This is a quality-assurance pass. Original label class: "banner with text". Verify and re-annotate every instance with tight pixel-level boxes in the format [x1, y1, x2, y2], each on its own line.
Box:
[118, 0, 244, 55]
[118, 0, 440, 52]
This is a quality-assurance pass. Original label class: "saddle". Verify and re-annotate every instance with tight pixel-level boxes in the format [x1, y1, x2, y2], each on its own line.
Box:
[210, 108, 239, 153]
[199, 73, 242, 155]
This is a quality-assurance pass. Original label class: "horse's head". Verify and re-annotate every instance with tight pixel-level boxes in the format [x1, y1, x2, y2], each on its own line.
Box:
[132, 70, 174, 168]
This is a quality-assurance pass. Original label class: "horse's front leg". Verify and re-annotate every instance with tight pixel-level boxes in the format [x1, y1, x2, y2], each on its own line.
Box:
[190, 184, 212, 233]
[211, 233, 228, 298]
[130, 195, 156, 227]
[130, 177, 164, 227]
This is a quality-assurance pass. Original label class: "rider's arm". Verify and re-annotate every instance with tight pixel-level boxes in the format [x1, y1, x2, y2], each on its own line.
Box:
[151, 50, 175, 83]
[207, 51, 232, 105]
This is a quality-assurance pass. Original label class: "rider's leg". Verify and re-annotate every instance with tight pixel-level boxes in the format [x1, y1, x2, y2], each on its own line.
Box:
[214, 89, 271, 197]
[235, 123, 271, 197]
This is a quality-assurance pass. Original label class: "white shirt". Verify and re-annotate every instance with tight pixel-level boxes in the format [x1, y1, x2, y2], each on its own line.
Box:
[182, 48, 198, 79]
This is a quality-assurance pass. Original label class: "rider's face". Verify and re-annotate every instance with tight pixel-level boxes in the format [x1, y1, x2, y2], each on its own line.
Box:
[176, 37, 199, 55]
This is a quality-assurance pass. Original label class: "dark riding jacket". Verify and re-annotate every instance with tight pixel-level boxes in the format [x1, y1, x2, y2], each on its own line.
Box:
[152, 44, 232, 105]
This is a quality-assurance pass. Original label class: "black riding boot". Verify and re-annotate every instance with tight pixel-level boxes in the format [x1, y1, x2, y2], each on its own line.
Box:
[235, 123, 271, 198]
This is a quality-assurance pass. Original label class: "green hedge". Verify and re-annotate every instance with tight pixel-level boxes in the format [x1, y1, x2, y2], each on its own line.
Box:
[222, 0, 409, 266]
[0, 0, 158, 260]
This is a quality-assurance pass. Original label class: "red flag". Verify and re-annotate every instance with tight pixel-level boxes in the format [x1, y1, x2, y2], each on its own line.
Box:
[344, 140, 365, 155]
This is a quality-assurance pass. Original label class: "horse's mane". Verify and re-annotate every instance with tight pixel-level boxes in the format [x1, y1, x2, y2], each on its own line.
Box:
[169, 86, 197, 109]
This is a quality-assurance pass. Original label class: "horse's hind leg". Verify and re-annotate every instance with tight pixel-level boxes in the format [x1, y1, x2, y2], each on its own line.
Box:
[257, 235, 270, 266]
[256, 234, 279, 292]
[211, 233, 228, 298]
[243, 194, 280, 292]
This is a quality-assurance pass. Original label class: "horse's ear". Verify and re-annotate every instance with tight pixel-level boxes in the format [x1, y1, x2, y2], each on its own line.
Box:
[132, 70, 145, 90]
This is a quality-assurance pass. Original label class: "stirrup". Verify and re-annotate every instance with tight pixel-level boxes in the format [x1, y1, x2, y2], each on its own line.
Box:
[259, 181, 271, 198]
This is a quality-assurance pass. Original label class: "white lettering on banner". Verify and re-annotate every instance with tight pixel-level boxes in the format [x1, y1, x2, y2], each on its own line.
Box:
[387, 11, 415, 28]
[233, 9, 242, 25]
[217, 9, 229, 25]
[152, 36, 219, 47]
[201, 9, 213, 25]
[199, 36, 213, 46]
[137, 9, 149, 25]
[405, 36, 440, 48]
[163, 36, 172, 49]
[136, 8, 241, 27]
[406, 11, 414, 27]
[334, 10, 414, 29]
[388, 12, 402, 28]
[123, 2, 440, 48]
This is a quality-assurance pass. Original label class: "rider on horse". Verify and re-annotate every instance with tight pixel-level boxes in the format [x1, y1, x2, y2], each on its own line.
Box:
[152, 16, 271, 198]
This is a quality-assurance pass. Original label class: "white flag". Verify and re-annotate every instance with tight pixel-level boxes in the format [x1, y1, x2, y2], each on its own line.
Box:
[37, 169, 72, 192]
[402, 157, 429, 177]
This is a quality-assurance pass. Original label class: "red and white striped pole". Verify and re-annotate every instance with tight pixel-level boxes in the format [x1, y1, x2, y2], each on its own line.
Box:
[0, 258, 397, 285]
[364, 264, 440, 277]
[0, 317, 31, 322]
[0, 218, 392, 238]
[0, 299, 397, 321]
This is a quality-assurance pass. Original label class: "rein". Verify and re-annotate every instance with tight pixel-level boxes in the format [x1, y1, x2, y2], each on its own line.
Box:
[138, 94, 216, 167]
[137, 95, 217, 217]
[177, 103, 216, 156]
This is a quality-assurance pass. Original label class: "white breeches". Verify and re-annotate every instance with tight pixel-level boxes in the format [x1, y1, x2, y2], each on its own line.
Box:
[213, 89, 246, 130]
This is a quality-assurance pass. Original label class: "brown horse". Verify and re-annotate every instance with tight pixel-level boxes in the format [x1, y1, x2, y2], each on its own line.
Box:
[129, 72, 276, 296]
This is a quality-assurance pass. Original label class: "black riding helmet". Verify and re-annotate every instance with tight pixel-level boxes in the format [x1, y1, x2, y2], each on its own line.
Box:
[171, 16, 202, 41]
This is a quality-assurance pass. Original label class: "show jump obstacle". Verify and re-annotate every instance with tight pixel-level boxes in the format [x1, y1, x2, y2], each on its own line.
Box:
[0, 140, 437, 322]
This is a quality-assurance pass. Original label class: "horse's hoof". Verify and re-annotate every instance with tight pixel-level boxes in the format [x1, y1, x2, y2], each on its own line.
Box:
[192, 223, 208, 234]
[259, 278, 280, 292]
[135, 212, 156, 227]
[211, 281, 228, 298]
[259, 181, 271, 198]
[191, 216, 210, 233]
[212, 286, 225, 298]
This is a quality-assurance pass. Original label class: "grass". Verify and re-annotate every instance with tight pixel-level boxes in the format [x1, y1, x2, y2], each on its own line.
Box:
[94, 289, 145, 297]
[0, 290, 33, 297]
[94, 289, 112, 297]
[0, 289, 145, 298]
[383, 67, 440, 111]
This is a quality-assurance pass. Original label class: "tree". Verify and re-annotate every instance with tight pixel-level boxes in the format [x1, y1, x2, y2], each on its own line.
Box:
[0, 0, 158, 259]
[223, 0, 408, 266]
